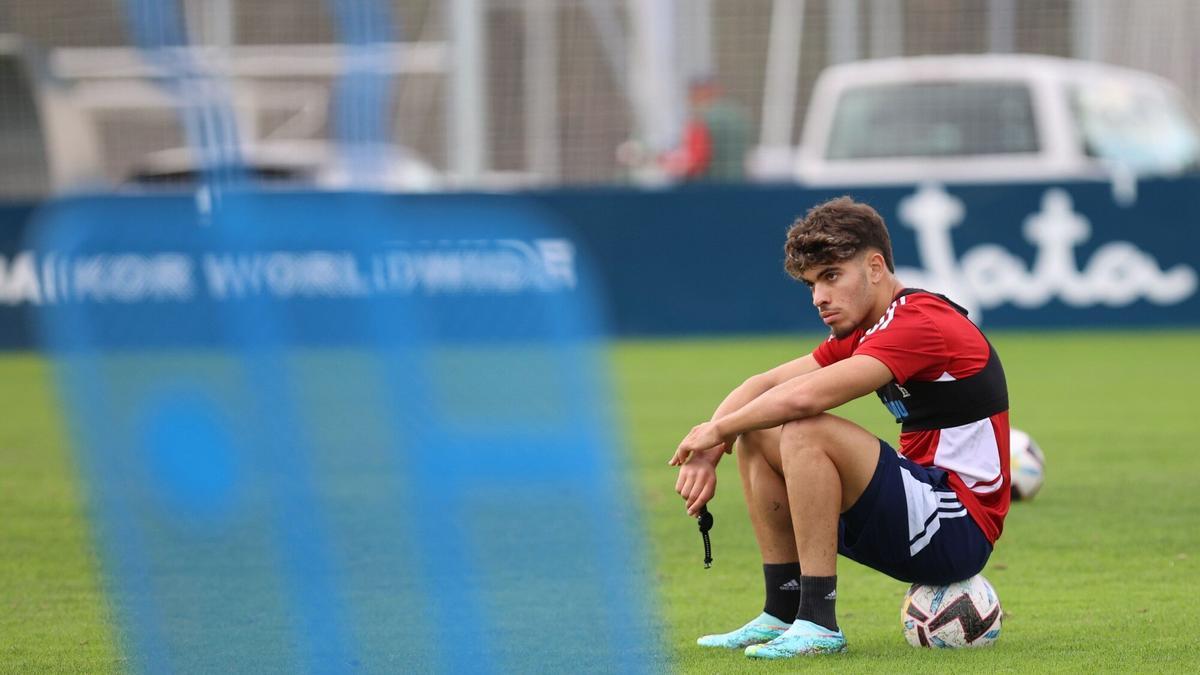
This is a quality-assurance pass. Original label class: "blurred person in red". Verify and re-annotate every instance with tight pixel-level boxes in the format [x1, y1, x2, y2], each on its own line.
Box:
[659, 76, 751, 182]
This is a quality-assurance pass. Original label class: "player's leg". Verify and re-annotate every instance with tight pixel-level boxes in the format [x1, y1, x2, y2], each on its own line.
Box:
[696, 426, 796, 648]
[779, 413, 880, 576]
[736, 426, 796, 564]
[745, 413, 881, 659]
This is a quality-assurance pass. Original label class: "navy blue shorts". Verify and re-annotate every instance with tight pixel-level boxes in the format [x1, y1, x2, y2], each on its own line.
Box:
[838, 440, 992, 585]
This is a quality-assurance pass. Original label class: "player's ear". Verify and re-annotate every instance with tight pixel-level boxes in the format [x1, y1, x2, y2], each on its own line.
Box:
[867, 251, 886, 282]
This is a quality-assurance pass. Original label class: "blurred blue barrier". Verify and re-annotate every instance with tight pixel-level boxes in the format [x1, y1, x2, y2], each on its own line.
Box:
[1, 178, 1197, 347]
[32, 191, 661, 673]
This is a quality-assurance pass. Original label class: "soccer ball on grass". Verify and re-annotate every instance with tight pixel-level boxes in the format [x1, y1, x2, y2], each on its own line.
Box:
[901, 574, 1002, 648]
[1010, 427, 1046, 501]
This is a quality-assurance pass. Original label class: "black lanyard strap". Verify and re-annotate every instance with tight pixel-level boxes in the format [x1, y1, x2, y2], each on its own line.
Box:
[697, 506, 714, 568]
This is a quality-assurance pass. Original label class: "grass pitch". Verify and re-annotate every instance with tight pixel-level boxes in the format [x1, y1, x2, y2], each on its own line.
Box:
[619, 330, 1199, 673]
[1, 330, 1198, 672]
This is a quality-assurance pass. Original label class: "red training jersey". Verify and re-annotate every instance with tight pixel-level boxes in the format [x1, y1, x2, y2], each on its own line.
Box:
[812, 291, 1011, 543]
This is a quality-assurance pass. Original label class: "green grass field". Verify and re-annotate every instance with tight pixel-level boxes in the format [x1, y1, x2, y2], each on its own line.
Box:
[2, 330, 1199, 672]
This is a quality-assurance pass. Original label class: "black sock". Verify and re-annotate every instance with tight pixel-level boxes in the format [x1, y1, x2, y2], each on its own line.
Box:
[762, 563, 802, 623]
[796, 575, 838, 631]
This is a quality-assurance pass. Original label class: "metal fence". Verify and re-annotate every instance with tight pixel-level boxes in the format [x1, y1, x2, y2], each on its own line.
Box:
[1, 0, 1197, 197]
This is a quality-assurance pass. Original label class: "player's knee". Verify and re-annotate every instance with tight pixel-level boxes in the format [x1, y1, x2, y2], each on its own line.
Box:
[779, 415, 836, 459]
[736, 429, 772, 469]
[777, 413, 825, 444]
[738, 428, 773, 456]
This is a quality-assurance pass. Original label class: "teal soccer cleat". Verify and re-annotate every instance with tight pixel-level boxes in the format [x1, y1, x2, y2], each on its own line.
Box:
[743, 619, 847, 659]
[696, 612, 791, 649]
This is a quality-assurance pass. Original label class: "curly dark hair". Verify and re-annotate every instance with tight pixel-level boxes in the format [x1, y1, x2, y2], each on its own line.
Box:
[784, 196, 894, 279]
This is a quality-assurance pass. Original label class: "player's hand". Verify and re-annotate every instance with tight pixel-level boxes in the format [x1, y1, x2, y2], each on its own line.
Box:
[674, 455, 717, 517]
[667, 421, 728, 467]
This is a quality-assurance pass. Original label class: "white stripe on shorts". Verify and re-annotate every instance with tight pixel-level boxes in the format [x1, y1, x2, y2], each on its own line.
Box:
[900, 468, 966, 556]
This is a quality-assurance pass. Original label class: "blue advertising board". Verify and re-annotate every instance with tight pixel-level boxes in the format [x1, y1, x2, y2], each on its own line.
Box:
[528, 178, 1199, 334]
[0, 177, 1196, 348]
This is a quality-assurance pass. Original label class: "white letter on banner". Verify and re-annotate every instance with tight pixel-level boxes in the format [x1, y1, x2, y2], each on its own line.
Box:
[896, 184, 1197, 322]
[0, 252, 43, 305]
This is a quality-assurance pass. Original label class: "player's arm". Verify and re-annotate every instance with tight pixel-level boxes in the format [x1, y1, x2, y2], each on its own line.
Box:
[668, 353, 823, 516]
[669, 353, 822, 467]
[711, 354, 823, 435]
[719, 354, 892, 434]
[758, 353, 825, 390]
[677, 355, 893, 461]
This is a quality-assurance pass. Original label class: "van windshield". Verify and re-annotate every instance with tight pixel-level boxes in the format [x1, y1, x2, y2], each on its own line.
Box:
[1071, 82, 1200, 175]
[826, 82, 1039, 159]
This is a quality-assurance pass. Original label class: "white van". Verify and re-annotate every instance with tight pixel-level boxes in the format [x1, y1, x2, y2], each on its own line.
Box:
[793, 54, 1200, 188]
[0, 34, 442, 197]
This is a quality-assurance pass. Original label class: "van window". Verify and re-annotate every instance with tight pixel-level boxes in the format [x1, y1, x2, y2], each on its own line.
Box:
[1071, 82, 1200, 175]
[826, 82, 1039, 160]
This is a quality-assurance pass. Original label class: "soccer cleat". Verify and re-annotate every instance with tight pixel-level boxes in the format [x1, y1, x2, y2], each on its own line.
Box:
[743, 619, 847, 659]
[696, 612, 791, 649]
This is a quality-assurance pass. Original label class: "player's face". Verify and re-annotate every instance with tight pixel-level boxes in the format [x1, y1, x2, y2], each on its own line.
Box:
[800, 256, 875, 339]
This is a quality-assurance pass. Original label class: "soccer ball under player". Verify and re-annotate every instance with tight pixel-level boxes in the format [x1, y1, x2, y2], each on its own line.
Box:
[669, 197, 1010, 659]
